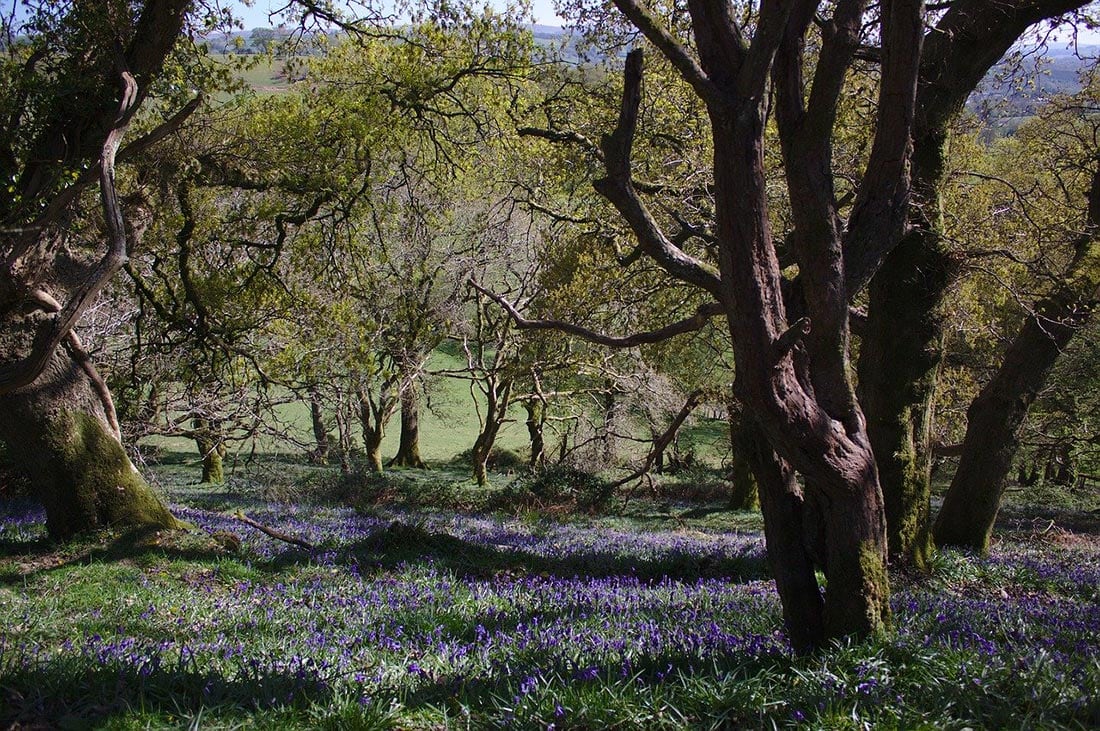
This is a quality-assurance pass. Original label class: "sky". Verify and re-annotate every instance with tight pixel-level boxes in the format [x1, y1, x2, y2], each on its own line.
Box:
[233, 0, 567, 28]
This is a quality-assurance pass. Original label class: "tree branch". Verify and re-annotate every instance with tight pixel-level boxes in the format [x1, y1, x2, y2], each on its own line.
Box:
[613, 389, 705, 490]
[610, 0, 718, 101]
[469, 280, 723, 348]
[593, 49, 723, 298]
[0, 72, 139, 396]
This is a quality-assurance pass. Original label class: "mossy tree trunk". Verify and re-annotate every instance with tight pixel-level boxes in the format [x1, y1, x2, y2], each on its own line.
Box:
[727, 405, 760, 510]
[192, 417, 226, 484]
[857, 216, 954, 571]
[0, 348, 182, 540]
[389, 383, 426, 468]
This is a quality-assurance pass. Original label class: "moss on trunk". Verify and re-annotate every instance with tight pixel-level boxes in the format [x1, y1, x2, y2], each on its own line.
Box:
[40, 410, 182, 539]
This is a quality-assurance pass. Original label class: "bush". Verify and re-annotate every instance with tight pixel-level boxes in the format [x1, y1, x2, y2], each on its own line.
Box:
[505, 464, 613, 512]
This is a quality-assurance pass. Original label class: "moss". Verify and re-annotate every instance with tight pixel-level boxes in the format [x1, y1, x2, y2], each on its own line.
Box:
[44, 410, 183, 539]
[858, 541, 893, 634]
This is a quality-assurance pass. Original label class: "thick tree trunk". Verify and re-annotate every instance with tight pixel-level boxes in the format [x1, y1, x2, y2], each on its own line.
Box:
[857, 223, 953, 571]
[308, 388, 329, 465]
[0, 347, 181, 540]
[743, 417, 824, 653]
[389, 384, 426, 468]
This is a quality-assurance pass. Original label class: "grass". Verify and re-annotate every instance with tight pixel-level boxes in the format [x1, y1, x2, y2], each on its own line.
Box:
[1, 460, 1098, 729]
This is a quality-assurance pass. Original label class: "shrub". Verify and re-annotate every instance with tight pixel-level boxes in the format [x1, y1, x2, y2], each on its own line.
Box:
[506, 464, 613, 512]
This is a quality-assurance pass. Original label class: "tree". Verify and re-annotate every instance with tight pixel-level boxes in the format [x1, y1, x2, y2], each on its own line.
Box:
[933, 81, 1100, 552]
[855, 0, 1092, 571]
[0, 1, 200, 538]
[505, 0, 934, 647]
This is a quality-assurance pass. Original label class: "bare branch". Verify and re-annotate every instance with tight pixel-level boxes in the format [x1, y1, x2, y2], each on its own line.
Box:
[593, 49, 723, 298]
[469, 280, 723, 348]
[613, 389, 705, 490]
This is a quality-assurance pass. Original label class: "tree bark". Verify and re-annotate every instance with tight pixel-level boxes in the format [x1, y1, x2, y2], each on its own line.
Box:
[357, 383, 397, 475]
[0, 347, 181, 540]
[852, 0, 1087, 570]
[857, 222, 953, 571]
[193, 417, 226, 484]
[471, 379, 512, 486]
[727, 408, 760, 510]
[524, 398, 546, 469]
[308, 388, 329, 465]
[743, 417, 824, 653]
[389, 383, 426, 468]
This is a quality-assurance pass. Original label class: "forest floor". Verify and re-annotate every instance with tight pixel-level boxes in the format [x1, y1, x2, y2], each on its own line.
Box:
[0, 456, 1098, 729]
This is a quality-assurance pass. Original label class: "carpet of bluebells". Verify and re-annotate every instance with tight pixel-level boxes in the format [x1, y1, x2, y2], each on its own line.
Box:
[1, 494, 1098, 729]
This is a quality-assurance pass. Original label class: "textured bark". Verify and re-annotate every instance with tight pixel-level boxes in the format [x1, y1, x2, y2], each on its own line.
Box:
[857, 224, 953, 571]
[727, 409, 760, 510]
[743, 417, 824, 653]
[389, 384, 426, 468]
[524, 398, 546, 469]
[854, 0, 1086, 569]
[0, 1, 191, 538]
[0, 347, 181, 540]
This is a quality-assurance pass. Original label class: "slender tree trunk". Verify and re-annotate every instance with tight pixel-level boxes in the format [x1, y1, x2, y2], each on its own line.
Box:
[934, 296, 1091, 552]
[0, 347, 181, 540]
[356, 386, 396, 475]
[524, 398, 546, 469]
[727, 406, 760, 510]
[472, 380, 512, 486]
[308, 388, 329, 465]
[389, 384, 425, 468]
[934, 157, 1100, 553]
[193, 417, 226, 484]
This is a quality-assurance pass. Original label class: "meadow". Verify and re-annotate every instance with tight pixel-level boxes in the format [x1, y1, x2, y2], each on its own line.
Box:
[1, 456, 1097, 729]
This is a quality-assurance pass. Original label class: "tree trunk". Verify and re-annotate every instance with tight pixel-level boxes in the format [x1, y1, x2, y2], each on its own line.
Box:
[471, 380, 512, 486]
[727, 407, 760, 510]
[389, 384, 426, 468]
[0, 347, 181, 540]
[356, 387, 389, 474]
[857, 222, 954, 571]
[308, 388, 329, 465]
[934, 298, 1089, 552]
[524, 398, 546, 469]
[193, 417, 226, 484]
[743, 417, 824, 653]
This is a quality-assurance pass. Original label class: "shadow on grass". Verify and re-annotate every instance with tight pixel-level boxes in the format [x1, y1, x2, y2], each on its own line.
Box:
[324, 520, 771, 584]
[0, 654, 332, 728]
[0, 509, 770, 587]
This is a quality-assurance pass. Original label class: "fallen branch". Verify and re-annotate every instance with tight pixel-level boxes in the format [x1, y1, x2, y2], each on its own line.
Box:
[233, 511, 315, 550]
